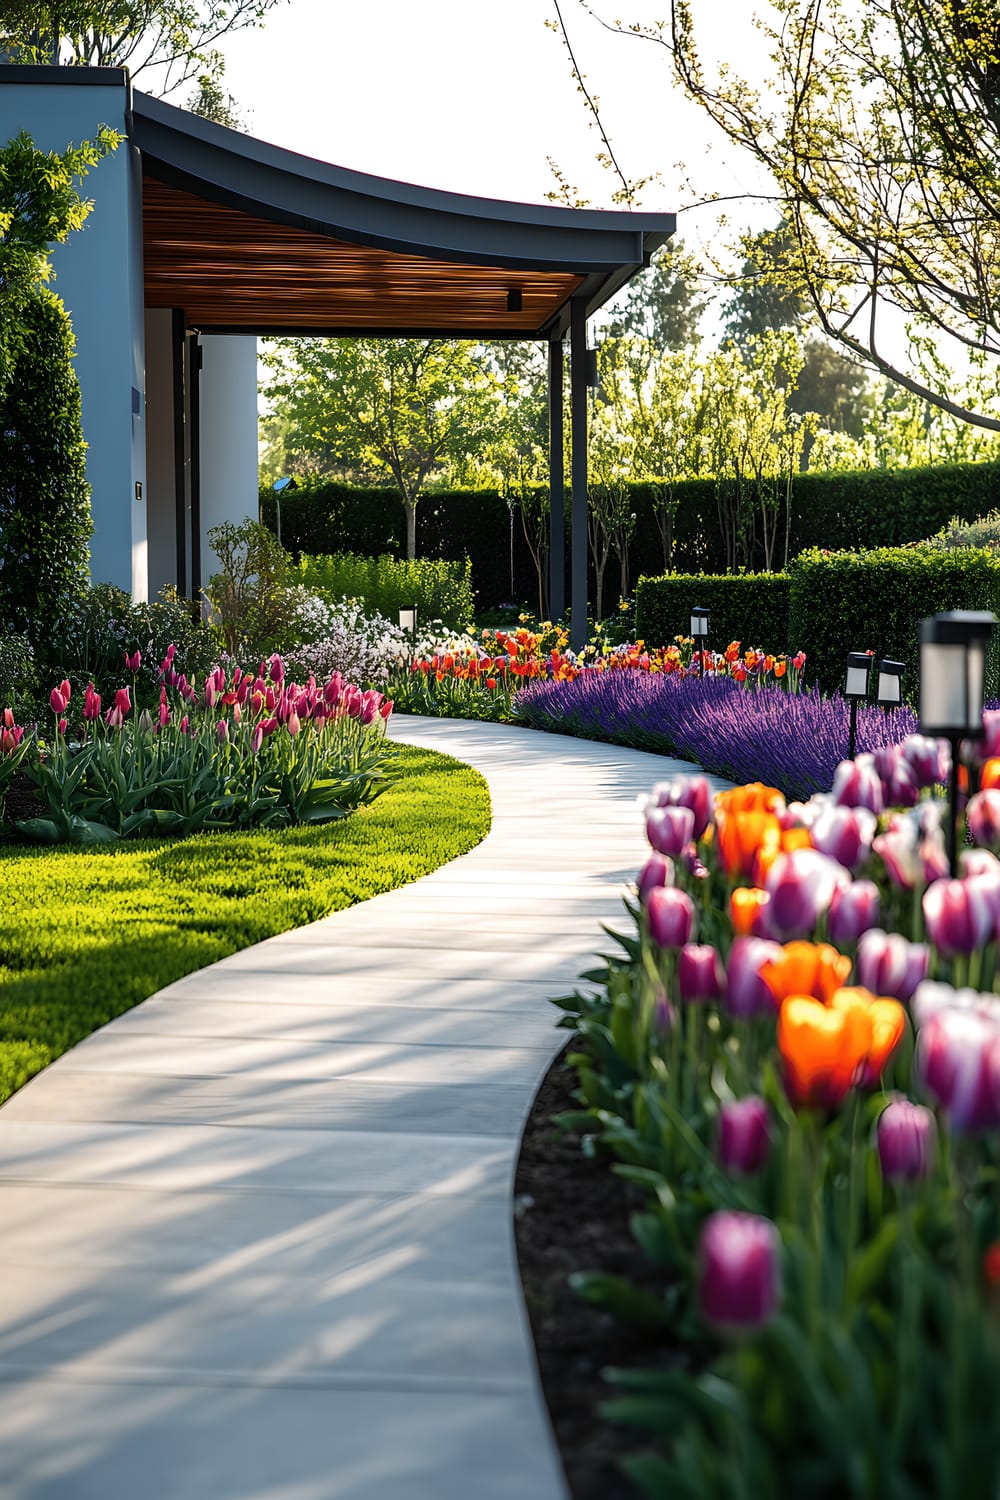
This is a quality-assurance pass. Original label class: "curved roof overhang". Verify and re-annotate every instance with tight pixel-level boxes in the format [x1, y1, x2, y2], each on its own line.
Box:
[130, 89, 675, 338]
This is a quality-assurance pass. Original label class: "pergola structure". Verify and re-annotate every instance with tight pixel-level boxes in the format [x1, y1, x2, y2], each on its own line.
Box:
[2, 69, 675, 639]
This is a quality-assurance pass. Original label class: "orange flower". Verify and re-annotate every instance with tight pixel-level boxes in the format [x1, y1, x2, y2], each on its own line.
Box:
[716, 783, 786, 817]
[830, 987, 906, 1081]
[773, 659, 787, 678]
[717, 809, 782, 881]
[759, 941, 852, 1004]
[982, 758, 1000, 791]
[724, 640, 741, 663]
[731, 887, 770, 935]
[777, 995, 874, 1109]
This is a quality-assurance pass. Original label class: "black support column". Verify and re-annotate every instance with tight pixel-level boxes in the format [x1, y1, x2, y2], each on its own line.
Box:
[569, 297, 589, 651]
[171, 308, 187, 598]
[188, 333, 203, 606]
[547, 332, 565, 622]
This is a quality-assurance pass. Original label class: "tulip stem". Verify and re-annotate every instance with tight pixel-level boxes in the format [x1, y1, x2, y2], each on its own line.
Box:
[842, 1095, 861, 1314]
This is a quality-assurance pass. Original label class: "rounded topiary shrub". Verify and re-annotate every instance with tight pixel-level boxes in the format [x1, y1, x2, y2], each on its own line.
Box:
[0, 286, 91, 649]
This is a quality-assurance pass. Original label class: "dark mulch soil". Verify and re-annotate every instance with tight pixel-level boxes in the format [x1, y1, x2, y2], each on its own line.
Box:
[513, 1045, 669, 1500]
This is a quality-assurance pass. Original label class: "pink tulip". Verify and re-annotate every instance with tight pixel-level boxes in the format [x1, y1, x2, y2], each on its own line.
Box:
[83, 682, 101, 721]
[105, 706, 123, 730]
[203, 683, 216, 709]
[678, 944, 725, 1003]
[911, 980, 1000, 1030]
[725, 936, 783, 1018]
[831, 754, 883, 815]
[764, 849, 850, 939]
[646, 804, 695, 858]
[646, 886, 696, 948]
[0, 723, 23, 754]
[286, 710, 301, 738]
[49, 686, 68, 715]
[124, 650, 141, 672]
[651, 775, 714, 839]
[922, 878, 995, 955]
[114, 686, 131, 716]
[216, 719, 228, 742]
[809, 804, 877, 871]
[179, 714, 190, 735]
[158, 700, 170, 728]
[967, 790, 1000, 849]
[876, 1099, 936, 1180]
[828, 880, 881, 945]
[902, 735, 944, 789]
[856, 929, 929, 1001]
[380, 698, 394, 720]
[250, 724, 264, 753]
[268, 654, 285, 685]
[57, 717, 67, 735]
[916, 1009, 1000, 1131]
[717, 1097, 771, 1175]
[698, 1211, 781, 1331]
[638, 853, 674, 903]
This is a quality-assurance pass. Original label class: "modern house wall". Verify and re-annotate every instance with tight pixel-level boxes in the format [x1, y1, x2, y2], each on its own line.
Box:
[199, 336, 260, 583]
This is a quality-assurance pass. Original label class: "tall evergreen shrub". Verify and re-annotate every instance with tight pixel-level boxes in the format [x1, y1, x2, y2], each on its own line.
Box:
[0, 287, 91, 646]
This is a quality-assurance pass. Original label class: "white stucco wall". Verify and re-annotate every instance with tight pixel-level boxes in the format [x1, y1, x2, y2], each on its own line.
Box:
[0, 74, 147, 597]
[143, 308, 178, 601]
[198, 336, 260, 583]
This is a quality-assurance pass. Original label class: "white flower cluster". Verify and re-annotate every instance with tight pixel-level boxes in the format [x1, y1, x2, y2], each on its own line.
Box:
[286, 596, 482, 688]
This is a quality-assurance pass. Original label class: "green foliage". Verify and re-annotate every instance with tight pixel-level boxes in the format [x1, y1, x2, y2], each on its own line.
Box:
[0, 632, 34, 709]
[787, 546, 1000, 694]
[298, 551, 475, 631]
[45, 583, 214, 710]
[605, 238, 708, 352]
[204, 518, 297, 659]
[0, 287, 91, 648]
[0, 743, 490, 1106]
[635, 574, 792, 653]
[925, 510, 1000, 553]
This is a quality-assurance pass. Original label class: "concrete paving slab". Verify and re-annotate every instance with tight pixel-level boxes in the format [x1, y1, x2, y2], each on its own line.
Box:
[0, 717, 725, 1500]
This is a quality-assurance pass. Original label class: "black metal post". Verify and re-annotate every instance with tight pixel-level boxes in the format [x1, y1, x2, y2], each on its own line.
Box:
[848, 698, 858, 761]
[547, 334, 565, 623]
[947, 735, 960, 876]
[570, 298, 589, 652]
[188, 334, 203, 614]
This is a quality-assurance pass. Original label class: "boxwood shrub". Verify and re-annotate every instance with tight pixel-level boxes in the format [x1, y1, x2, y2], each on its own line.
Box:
[298, 551, 475, 629]
[634, 573, 793, 652]
[787, 547, 1000, 694]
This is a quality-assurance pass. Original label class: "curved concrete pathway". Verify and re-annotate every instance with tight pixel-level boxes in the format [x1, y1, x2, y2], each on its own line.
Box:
[0, 719, 729, 1500]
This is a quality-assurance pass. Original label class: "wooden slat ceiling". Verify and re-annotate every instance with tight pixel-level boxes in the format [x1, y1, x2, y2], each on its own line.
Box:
[142, 177, 585, 332]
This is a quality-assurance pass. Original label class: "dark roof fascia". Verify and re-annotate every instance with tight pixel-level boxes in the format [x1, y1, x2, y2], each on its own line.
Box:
[189, 324, 558, 340]
[131, 89, 675, 276]
[0, 63, 128, 85]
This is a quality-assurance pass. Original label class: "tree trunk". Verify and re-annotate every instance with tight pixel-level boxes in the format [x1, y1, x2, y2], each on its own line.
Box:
[404, 499, 417, 561]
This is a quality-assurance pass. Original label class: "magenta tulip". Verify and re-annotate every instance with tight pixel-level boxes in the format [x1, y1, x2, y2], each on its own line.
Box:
[876, 1099, 936, 1180]
[646, 886, 696, 948]
[902, 735, 944, 789]
[856, 929, 929, 1001]
[83, 682, 101, 721]
[916, 1009, 1000, 1131]
[726, 936, 783, 1018]
[268, 654, 285, 685]
[717, 1097, 770, 1175]
[216, 719, 228, 742]
[678, 943, 725, 1003]
[114, 686, 131, 716]
[49, 685, 68, 715]
[637, 853, 674, 904]
[967, 790, 1000, 849]
[124, 650, 141, 672]
[652, 774, 714, 839]
[922, 878, 995, 955]
[764, 848, 850, 939]
[645, 804, 696, 858]
[809, 804, 877, 871]
[831, 754, 884, 815]
[828, 880, 881, 945]
[698, 1211, 780, 1331]
[651, 988, 676, 1038]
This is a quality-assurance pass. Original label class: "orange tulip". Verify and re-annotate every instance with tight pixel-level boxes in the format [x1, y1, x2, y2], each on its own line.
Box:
[777, 995, 873, 1109]
[731, 887, 771, 936]
[716, 783, 786, 817]
[830, 987, 906, 1083]
[773, 659, 787, 679]
[759, 941, 852, 1005]
[717, 810, 782, 881]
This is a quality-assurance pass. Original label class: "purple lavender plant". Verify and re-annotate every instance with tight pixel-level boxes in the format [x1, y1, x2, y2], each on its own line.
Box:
[514, 674, 917, 801]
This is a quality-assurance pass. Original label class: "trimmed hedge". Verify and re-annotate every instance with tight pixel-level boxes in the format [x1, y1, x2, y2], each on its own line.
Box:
[298, 552, 475, 629]
[634, 573, 793, 653]
[787, 547, 1000, 695]
[261, 461, 1000, 611]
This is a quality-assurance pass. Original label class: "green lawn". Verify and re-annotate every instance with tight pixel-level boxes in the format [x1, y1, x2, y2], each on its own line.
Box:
[0, 743, 490, 1105]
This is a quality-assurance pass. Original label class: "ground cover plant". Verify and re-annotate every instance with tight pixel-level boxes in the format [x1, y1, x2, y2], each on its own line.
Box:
[550, 729, 1000, 1497]
[1, 648, 394, 844]
[0, 741, 490, 1107]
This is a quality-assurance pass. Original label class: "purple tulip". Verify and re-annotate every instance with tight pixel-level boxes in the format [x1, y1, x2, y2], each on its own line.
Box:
[916, 1009, 1000, 1130]
[764, 848, 850, 939]
[651, 988, 677, 1039]
[698, 1210, 781, 1331]
[726, 936, 783, 1018]
[652, 774, 714, 840]
[646, 886, 696, 948]
[902, 735, 944, 789]
[876, 1099, 936, 1180]
[828, 880, 881, 945]
[678, 943, 726, 1003]
[809, 804, 877, 872]
[856, 929, 929, 1001]
[216, 719, 228, 742]
[269, 654, 285, 685]
[831, 754, 884, 815]
[637, 853, 674, 904]
[923, 878, 995, 956]
[645, 804, 696, 858]
[968, 790, 1000, 850]
[717, 1097, 770, 1175]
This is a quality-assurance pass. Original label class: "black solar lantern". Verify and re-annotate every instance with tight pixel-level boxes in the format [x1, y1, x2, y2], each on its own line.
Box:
[844, 651, 871, 760]
[876, 659, 905, 709]
[919, 611, 995, 873]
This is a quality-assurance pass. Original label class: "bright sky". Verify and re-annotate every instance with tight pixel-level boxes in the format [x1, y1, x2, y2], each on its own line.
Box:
[213, 0, 776, 272]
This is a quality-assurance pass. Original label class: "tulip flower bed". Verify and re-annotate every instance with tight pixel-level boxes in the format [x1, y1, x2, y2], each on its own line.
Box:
[547, 728, 1000, 1498]
[0, 743, 490, 1106]
[0, 649, 395, 844]
[516, 673, 918, 803]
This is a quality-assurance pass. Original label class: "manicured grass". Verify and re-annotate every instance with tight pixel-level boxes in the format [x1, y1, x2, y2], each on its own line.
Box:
[0, 744, 490, 1106]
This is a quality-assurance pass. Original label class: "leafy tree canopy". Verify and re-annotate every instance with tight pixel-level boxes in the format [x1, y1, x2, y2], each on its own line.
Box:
[604, 238, 708, 351]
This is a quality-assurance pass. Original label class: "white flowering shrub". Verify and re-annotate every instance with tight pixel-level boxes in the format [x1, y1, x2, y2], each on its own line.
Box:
[286, 598, 481, 688]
